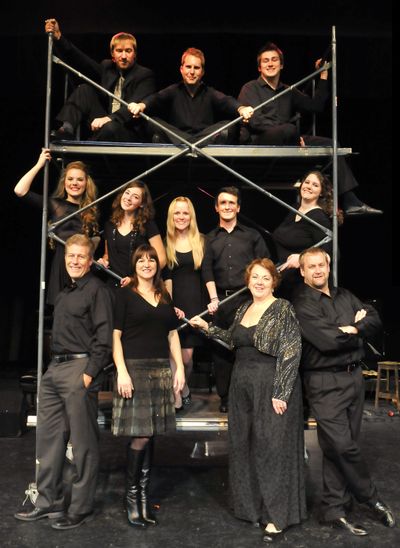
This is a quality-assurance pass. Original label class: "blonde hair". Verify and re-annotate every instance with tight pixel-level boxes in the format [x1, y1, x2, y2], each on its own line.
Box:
[110, 32, 137, 54]
[65, 234, 95, 258]
[165, 197, 205, 270]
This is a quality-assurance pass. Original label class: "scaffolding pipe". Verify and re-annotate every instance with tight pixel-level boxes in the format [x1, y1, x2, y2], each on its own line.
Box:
[331, 27, 339, 285]
[50, 55, 333, 238]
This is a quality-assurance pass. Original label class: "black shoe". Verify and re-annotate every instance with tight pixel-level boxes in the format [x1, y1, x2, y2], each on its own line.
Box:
[50, 128, 75, 141]
[51, 512, 93, 530]
[219, 403, 228, 413]
[366, 500, 396, 528]
[182, 392, 192, 407]
[345, 204, 383, 216]
[14, 507, 64, 521]
[175, 406, 184, 413]
[326, 517, 368, 536]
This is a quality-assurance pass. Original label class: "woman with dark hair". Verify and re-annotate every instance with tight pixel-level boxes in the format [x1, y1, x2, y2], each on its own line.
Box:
[190, 258, 305, 542]
[14, 148, 99, 306]
[98, 180, 166, 288]
[112, 244, 185, 529]
[272, 170, 343, 299]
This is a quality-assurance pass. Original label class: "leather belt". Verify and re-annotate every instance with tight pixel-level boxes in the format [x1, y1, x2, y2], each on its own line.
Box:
[223, 289, 240, 297]
[52, 353, 90, 364]
[325, 362, 360, 373]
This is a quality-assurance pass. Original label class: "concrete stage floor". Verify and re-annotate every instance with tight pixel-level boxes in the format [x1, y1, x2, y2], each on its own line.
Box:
[1, 391, 399, 548]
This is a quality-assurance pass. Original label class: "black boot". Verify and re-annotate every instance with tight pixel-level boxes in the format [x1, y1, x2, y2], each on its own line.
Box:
[126, 448, 147, 528]
[140, 439, 157, 525]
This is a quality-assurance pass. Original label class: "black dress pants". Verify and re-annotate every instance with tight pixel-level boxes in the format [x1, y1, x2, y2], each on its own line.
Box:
[303, 366, 376, 521]
[148, 119, 239, 146]
[245, 125, 358, 196]
[56, 83, 146, 142]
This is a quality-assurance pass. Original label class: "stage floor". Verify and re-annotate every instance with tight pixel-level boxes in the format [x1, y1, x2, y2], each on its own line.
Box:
[1, 393, 399, 548]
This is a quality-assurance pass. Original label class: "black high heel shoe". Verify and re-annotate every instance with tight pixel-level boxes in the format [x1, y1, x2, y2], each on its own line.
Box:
[182, 392, 192, 407]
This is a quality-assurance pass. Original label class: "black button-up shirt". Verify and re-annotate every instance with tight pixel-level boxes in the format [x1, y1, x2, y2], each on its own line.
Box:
[238, 77, 329, 134]
[144, 81, 241, 134]
[293, 284, 382, 372]
[51, 273, 114, 378]
[201, 222, 269, 291]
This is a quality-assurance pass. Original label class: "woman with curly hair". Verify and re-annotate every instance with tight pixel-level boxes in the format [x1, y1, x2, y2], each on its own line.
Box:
[272, 170, 343, 300]
[98, 180, 166, 288]
[14, 148, 99, 306]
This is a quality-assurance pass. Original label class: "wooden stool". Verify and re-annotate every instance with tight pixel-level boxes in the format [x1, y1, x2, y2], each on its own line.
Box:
[374, 361, 400, 411]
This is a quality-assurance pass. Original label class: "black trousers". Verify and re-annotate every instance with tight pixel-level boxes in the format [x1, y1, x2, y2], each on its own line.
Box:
[35, 358, 101, 515]
[56, 83, 146, 142]
[245, 125, 358, 195]
[211, 290, 249, 403]
[148, 119, 239, 146]
[303, 366, 376, 521]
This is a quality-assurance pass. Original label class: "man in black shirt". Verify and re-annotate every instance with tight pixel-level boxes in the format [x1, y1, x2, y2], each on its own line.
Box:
[15, 234, 114, 530]
[238, 42, 382, 217]
[128, 47, 253, 145]
[293, 247, 395, 536]
[202, 186, 269, 412]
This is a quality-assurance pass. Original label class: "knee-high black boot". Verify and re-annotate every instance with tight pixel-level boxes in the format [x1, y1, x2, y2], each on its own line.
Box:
[126, 448, 147, 528]
[140, 439, 157, 525]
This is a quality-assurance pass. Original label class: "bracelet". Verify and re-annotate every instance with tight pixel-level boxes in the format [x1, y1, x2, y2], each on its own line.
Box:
[211, 297, 219, 301]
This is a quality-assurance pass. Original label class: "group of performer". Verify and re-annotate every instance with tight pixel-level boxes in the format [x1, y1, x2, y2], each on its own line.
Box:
[11, 18, 393, 543]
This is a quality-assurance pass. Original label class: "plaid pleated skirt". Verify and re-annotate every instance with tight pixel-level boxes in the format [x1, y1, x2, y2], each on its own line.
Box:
[112, 358, 176, 437]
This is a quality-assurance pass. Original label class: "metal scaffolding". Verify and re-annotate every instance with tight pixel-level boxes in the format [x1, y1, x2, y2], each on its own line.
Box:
[29, 27, 342, 464]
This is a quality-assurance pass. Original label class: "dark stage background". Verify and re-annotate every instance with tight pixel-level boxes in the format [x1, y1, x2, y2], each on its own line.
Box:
[0, 2, 394, 368]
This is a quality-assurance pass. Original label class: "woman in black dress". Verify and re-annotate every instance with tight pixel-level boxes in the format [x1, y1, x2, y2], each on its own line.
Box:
[112, 244, 185, 528]
[190, 258, 306, 542]
[164, 196, 209, 410]
[14, 148, 99, 306]
[273, 170, 343, 300]
[98, 180, 166, 288]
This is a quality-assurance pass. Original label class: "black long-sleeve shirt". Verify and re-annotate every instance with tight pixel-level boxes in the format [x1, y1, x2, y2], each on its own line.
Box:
[293, 284, 382, 371]
[51, 273, 114, 378]
[202, 223, 269, 291]
[143, 81, 241, 134]
[238, 77, 329, 134]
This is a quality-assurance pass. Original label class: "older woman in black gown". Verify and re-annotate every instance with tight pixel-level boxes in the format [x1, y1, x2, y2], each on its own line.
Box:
[190, 258, 306, 542]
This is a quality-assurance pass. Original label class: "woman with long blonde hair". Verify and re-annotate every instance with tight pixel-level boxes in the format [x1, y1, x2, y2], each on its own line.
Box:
[164, 196, 209, 411]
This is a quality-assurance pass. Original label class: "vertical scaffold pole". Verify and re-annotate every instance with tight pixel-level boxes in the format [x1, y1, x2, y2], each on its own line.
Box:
[331, 26, 339, 286]
[34, 31, 53, 485]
